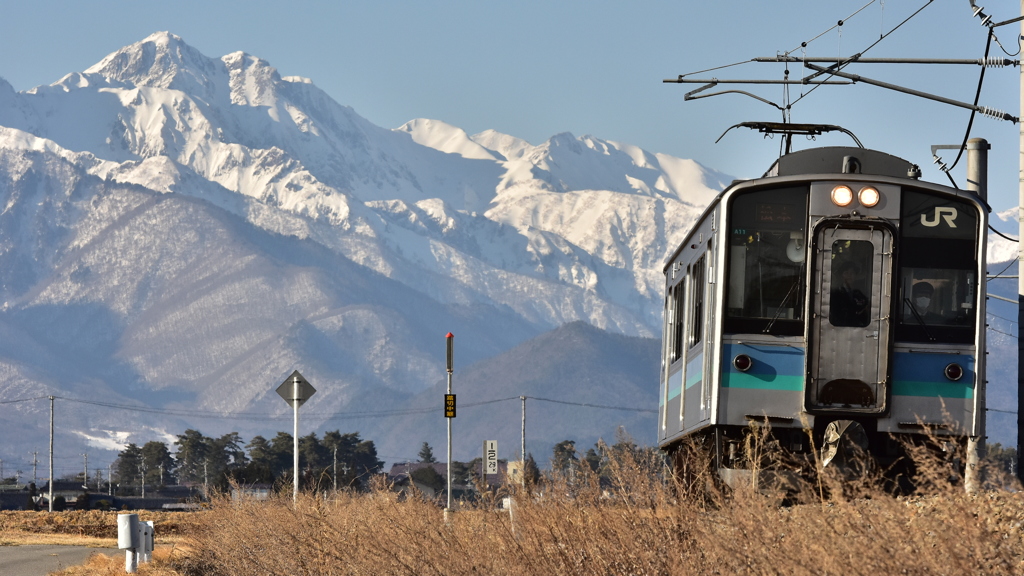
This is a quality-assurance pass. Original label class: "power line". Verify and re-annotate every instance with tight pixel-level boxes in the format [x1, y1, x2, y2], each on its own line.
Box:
[987, 311, 1018, 324]
[1, 393, 656, 422]
[988, 326, 1018, 339]
[526, 396, 658, 414]
[0, 395, 51, 405]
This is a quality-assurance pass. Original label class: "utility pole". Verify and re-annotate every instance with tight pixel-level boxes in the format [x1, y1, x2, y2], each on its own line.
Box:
[48, 396, 53, 512]
[32, 452, 37, 484]
[333, 447, 338, 492]
[82, 453, 88, 490]
[203, 460, 208, 499]
[108, 464, 112, 497]
[520, 393, 528, 467]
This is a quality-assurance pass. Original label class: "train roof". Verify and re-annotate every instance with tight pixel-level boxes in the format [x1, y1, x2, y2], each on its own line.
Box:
[764, 146, 920, 179]
[664, 146, 987, 273]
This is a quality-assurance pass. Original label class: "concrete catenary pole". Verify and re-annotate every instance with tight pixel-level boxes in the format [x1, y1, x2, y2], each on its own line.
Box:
[965, 138, 988, 494]
[1018, 1, 1024, 485]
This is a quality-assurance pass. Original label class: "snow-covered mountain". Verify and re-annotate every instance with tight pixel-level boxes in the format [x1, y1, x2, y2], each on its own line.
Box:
[0, 32, 1014, 469]
[0, 32, 730, 466]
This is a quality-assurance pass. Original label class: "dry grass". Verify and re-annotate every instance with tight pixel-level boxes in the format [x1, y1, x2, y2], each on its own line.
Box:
[47, 546, 189, 576]
[174, 441, 1024, 576]
[6, 441, 1024, 575]
[0, 509, 199, 546]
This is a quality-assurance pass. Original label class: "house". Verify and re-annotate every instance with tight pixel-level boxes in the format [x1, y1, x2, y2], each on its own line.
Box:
[387, 461, 511, 501]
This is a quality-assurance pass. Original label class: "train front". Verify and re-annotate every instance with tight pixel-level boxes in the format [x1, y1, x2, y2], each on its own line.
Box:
[658, 146, 987, 484]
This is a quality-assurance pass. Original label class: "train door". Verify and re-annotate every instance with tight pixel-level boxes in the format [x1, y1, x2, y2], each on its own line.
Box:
[700, 239, 714, 422]
[681, 249, 708, 430]
[808, 223, 893, 413]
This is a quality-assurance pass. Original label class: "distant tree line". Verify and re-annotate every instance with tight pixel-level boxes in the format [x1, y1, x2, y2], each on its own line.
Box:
[113, 429, 383, 495]
[549, 435, 663, 481]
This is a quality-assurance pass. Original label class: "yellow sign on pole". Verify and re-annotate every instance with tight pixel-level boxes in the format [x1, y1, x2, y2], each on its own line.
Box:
[444, 394, 456, 418]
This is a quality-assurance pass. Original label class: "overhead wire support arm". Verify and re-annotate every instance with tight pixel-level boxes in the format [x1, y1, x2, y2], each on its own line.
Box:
[802, 61, 1019, 123]
[663, 77, 851, 85]
[754, 56, 1019, 67]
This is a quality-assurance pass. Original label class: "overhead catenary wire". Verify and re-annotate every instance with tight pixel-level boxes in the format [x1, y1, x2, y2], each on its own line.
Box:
[668, 1, 941, 118]
[783, 0, 878, 58]
[787, 0, 936, 108]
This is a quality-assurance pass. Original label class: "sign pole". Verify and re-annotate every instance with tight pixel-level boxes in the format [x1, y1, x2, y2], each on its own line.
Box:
[293, 376, 300, 503]
[275, 371, 316, 504]
[445, 333, 454, 517]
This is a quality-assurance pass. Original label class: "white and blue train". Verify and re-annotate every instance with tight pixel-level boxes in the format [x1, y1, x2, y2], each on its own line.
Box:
[658, 138, 987, 484]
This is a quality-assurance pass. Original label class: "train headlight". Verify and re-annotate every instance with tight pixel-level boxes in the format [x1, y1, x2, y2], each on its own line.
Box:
[944, 363, 964, 381]
[733, 354, 753, 372]
[831, 185, 854, 207]
[858, 186, 880, 207]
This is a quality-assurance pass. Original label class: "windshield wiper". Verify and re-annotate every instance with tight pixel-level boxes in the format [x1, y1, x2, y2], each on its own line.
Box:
[763, 272, 803, 334]
[903, 297, 936, 342]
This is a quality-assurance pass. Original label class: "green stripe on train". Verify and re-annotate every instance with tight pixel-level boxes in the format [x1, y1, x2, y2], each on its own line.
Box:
[721, 373, 803, 391]
[685, 372, 702, 390]
[892, 381, 973, 399]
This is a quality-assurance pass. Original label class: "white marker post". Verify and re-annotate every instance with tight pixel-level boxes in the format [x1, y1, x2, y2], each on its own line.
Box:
[276, 371, 316, 503]
[117, 513, 140, 573]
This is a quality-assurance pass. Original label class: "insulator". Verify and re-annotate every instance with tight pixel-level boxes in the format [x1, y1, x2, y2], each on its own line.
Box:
[982, 57, 1007, 68]
[979, 106, 1007, 120]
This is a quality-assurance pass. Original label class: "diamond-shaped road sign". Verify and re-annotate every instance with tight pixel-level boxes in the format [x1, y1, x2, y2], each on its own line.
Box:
[276, 370, 316, 407]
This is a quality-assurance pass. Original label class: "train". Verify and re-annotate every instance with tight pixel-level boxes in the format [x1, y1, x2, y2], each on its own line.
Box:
[658, 127, 987, 488]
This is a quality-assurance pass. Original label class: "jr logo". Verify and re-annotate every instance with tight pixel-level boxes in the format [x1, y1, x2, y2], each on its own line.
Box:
[921, 207, 958, 228]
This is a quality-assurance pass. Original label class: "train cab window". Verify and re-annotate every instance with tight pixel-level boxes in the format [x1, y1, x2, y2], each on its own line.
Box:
[895, 190, 978, 344]
[724, 187, 809, 335]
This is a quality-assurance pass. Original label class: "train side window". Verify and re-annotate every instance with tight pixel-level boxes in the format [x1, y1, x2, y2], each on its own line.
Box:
[668, 278, 686, 363]
[895, 190, 978, 344]
[724, 186, 809, 336]
[689, 255, 705, 349]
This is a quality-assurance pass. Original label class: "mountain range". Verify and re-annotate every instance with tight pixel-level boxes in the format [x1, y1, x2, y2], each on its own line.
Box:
[0, 32, 1015, 474]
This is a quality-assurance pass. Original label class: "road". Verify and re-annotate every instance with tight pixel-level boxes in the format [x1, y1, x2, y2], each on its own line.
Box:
[0, 545, 113, 576]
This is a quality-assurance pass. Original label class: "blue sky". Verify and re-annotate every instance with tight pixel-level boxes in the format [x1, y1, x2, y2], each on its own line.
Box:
[1, 1, 1021, 215]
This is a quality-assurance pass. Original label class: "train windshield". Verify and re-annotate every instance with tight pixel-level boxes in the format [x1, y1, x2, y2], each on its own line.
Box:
[724, 186, 809, 336]
[895, 190, 979, 344]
